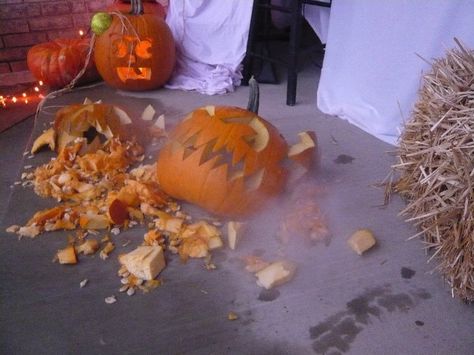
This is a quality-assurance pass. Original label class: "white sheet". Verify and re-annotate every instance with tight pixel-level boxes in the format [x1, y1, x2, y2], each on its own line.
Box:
[165, 0, 253, 95]
[316, 0, 474, 145]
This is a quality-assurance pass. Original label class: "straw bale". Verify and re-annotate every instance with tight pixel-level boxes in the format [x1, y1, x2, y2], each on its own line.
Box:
[394, 38, 474, 302]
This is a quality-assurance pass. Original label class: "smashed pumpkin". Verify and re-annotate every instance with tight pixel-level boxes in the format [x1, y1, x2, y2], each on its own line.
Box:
[156, 79, 288, 217]
[32, 103, 131, 153]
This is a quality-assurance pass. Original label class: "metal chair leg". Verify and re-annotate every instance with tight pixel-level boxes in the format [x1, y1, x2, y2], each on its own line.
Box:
[286, 0, 303, 106]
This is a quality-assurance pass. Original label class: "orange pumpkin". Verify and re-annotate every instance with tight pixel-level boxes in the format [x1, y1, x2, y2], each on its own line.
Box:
[156, 81, 288, 217]
[93, 0, 175, 91]
[27, 38, 99, 89]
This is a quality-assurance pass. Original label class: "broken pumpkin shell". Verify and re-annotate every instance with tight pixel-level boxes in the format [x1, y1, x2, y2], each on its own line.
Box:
[287, 130, 319, 184]
[54, 103, 132, 152]
[31, 128, 56, 154]
[288, 131, 319, 171]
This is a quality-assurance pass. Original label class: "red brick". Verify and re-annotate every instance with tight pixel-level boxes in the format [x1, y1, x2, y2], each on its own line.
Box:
[71, 0, 86, 13]
[73, 13, 93, 28]
[0, 0, 24, 4]
[29, 15, 73, 31]
[0, 20, 29, 35]
[0, 37, 4, 49]
[0, 63, 10, 74]
[10, 60, 29, 72]
[3, 32, 48, 48]
[0, 4, 41, 19]
[0, 47, 29, 62]
[47, 29, 80, 41]
[41, 2, 71, 16]
[0, 70, 35, 87]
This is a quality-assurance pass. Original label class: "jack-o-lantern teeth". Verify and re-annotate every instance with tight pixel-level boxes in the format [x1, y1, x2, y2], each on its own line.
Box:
[116, 67, 152, 82]
[178, 136, 248, 182]
[182, 132, 200, 148]
[198, 139, 218, 166]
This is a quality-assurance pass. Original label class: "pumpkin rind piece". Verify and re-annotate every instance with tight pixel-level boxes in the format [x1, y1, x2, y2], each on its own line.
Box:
[31, 128, 56, 154]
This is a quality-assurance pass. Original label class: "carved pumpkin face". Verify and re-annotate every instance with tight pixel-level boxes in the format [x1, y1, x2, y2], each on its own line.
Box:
[94, 13, 175, 91]
[156, 106, 288, 217]
[112, 35, 153, 82]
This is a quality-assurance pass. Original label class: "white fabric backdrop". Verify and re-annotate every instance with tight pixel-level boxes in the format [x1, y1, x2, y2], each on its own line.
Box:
[316, 0, 474, 145]
[165, 0, 253, 95]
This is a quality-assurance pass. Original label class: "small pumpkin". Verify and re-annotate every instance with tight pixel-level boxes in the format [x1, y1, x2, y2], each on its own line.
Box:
[93, 0, 175, 91]
[156, 79, 288, 217]
[27, 38, 99, 89]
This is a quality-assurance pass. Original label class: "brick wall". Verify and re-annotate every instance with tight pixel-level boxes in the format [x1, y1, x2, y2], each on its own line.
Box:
[0, 0, 115, 84]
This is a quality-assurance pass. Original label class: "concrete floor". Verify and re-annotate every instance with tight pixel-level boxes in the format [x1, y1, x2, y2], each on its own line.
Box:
[0, 63, 473, 354]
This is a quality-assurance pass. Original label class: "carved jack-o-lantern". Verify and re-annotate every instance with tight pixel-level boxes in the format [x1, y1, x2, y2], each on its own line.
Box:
[112, 35, 154, 82]
[156, 81, 288, 217]
[93, 0, 175, 91]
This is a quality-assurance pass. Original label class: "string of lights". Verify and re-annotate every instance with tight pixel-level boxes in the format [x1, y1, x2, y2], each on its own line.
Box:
[0, 80, 46, 109]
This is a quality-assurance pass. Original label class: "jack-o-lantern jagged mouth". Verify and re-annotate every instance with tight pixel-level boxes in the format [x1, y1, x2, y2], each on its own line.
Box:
[116, 67, 152, 81]
[156, 101, 290, 217]
[175, 135, 265, 189]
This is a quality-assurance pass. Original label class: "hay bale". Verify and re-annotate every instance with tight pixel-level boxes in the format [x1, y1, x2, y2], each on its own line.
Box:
[394, 39, 474, 302]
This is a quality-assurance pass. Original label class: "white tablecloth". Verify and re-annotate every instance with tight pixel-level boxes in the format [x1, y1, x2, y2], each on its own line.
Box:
[272, 0, 331, 44]
[316, 0, 474, 145]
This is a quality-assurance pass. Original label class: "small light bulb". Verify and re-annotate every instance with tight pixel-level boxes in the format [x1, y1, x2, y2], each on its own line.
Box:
[39, 81, 43, 86]
[34, 87, 40, 92]
[22, 92, 27, 97]
[79, 30, 84, 37]
[12, 97, 17, 103]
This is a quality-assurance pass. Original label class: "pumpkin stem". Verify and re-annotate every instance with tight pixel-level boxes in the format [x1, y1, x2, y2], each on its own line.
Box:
[247, 76, 260, 114]
[130, 0, 144, 15]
